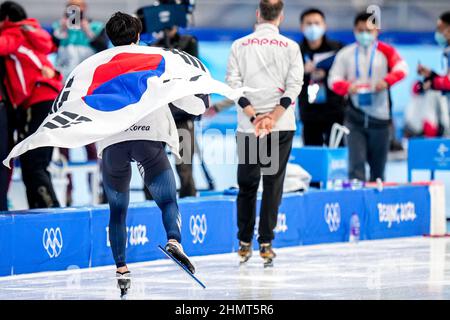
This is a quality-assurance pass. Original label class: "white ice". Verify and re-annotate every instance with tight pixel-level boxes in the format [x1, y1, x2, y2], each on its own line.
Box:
[1, 236, 450, 300]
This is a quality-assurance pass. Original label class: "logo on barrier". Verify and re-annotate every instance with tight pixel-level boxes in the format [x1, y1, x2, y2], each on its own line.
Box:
[190, 214, 207, 244]
[324, 203, 341, 232]
[274, 213, 288, 233]
[43, 227, 63, 258]
[254, 213, 288, 235]
[377, 202, 417, 228]
[106, 224, 149, 247]
[437, 143, 449, 158]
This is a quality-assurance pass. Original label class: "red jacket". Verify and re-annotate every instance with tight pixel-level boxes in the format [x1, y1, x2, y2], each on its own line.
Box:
[0, 18, 62, 108]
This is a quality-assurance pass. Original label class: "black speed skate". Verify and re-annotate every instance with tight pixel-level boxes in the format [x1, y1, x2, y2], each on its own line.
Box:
[116, 270, 131, 298]
[165, 240, 195, 274]
[260, 243, 276, 268]
[238, 241, 252, 264]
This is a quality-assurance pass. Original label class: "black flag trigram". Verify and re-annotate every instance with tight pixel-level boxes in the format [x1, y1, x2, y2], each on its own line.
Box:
[163, 48, 206, 72]
[43, 111, 92, 130]
[51, 76, 74, 114]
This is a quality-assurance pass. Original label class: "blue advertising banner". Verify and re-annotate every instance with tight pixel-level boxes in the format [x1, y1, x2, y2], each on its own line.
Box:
[179, 197, 236, 257]
[290, 147, 348, 187]
[300, 189, 366, 245]
[12, 209, 91, 274]
[408, 138, 450, 181]
[363, 186, 431, 240]
[0, 215, 13, 276]
[90, 202, 167, 267]
[125, 202, 168, 264]
[252, 193, 303, 249]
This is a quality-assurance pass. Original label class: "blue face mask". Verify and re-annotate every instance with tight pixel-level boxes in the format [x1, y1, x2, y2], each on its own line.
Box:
[303, 24, 325, 42]
[434, 31, 448, 47]
[355, 31, 375, 47]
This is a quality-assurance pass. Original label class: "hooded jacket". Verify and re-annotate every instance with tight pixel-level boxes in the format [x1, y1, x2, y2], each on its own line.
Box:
[0, 18, 62, 108]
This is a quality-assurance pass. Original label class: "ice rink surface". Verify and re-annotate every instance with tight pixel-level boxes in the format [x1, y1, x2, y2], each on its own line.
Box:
[1, 236, 450, 300]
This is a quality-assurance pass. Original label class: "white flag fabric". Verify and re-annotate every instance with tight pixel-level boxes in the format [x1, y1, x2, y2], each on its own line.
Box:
[3, 45, 253, 168]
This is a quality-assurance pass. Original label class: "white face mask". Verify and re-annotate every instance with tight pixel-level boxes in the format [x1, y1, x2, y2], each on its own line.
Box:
[303, 24, 325, 42]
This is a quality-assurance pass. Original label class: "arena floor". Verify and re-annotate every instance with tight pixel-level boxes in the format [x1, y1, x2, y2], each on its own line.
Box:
[1, 237, 449, 300]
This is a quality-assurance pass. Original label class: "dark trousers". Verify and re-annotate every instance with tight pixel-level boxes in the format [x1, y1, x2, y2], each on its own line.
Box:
[236, 131, 294, 244]
[345, 118, 390, 181]
[175, 119, 196, 198]
[0, 102, 10, 211]
[143, 119, 196, 200]
[302, 115, 344, 146]
[18, 101, 60, 209]
[102, 140, 181, 268]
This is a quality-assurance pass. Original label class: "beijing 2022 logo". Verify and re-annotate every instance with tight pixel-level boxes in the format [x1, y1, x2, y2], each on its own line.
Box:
[190, 214, 207, 244]
[42, 227, 63, 258]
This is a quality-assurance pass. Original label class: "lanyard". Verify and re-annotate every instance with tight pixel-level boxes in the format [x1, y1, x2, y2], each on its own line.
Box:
[355, 42, 377, 80]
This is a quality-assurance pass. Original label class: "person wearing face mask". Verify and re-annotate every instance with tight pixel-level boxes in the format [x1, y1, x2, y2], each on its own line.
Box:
[328, 12, 408, 182]
[418, 12, 450, 98]
[298, 8, 345, 146]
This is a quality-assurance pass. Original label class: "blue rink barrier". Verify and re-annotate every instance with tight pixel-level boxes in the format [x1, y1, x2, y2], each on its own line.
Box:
[0, 185, 436, 276]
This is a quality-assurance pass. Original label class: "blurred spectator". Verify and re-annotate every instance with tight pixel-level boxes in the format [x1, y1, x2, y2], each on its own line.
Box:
[52, 0, 109, 79]
[298, 8, 345, 146]
[329, 12, 408, 182]
[0, 57, 10, 211]
[418, 11, 450, 101]
[0, 1, 62, 208]
[404, 81, 449, 138]
[152, 25, 199, 198]
[51, 0, 109, 206]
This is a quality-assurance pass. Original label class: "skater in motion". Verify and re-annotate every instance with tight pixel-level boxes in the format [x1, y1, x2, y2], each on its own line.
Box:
[226, 0, 303, 267]
[102, 12, 196, 297]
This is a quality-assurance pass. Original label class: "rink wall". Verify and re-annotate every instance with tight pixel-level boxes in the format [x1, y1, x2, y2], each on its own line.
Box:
[0, 184, 445, 276]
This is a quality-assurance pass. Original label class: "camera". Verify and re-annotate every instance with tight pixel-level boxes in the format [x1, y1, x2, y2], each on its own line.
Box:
[137, 0, 196, 34]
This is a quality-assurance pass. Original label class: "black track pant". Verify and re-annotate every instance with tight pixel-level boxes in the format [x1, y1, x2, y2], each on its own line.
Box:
[18, 101, 60, 209]
[0, 102, 9, 211]
[236, 131, 294, 244]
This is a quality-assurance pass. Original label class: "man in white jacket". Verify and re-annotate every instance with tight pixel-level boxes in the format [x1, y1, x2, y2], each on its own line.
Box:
[226, 0, 303, 266]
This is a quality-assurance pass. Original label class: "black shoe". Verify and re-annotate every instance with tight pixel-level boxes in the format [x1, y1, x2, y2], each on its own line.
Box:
[165, 240, 196, 274]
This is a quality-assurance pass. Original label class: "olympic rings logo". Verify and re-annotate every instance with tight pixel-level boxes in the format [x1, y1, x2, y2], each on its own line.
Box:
[324, 203, 341, 232]
[43, 227, 63, 258]
[189, 214, 207, 244]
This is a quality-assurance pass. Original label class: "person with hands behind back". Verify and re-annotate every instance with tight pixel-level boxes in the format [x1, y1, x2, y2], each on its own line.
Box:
[226, 0, 303, 266]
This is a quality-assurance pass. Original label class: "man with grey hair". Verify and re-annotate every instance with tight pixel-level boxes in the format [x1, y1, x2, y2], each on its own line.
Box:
[226, 0, 303, 266]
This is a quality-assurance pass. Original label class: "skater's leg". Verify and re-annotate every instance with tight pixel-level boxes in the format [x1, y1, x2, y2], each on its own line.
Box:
[102, 144, 132, 269]
[132, 141, 180, 242]
[145, 169, 181, 242]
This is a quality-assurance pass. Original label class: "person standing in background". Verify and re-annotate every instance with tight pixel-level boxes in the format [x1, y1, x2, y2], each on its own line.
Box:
[418, 12, 450, 100]
[0, 1, 62, 208]
[0, 57, 11, 211]
[52, 0, 109, 206]
[152, 25, 199, 198]
[329, 12, 408, 182]
[298, 8, 345, 146]
[226, 0, 303, 266]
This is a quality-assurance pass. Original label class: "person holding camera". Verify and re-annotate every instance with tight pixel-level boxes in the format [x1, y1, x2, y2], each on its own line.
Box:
[152, 25, 199, 198]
